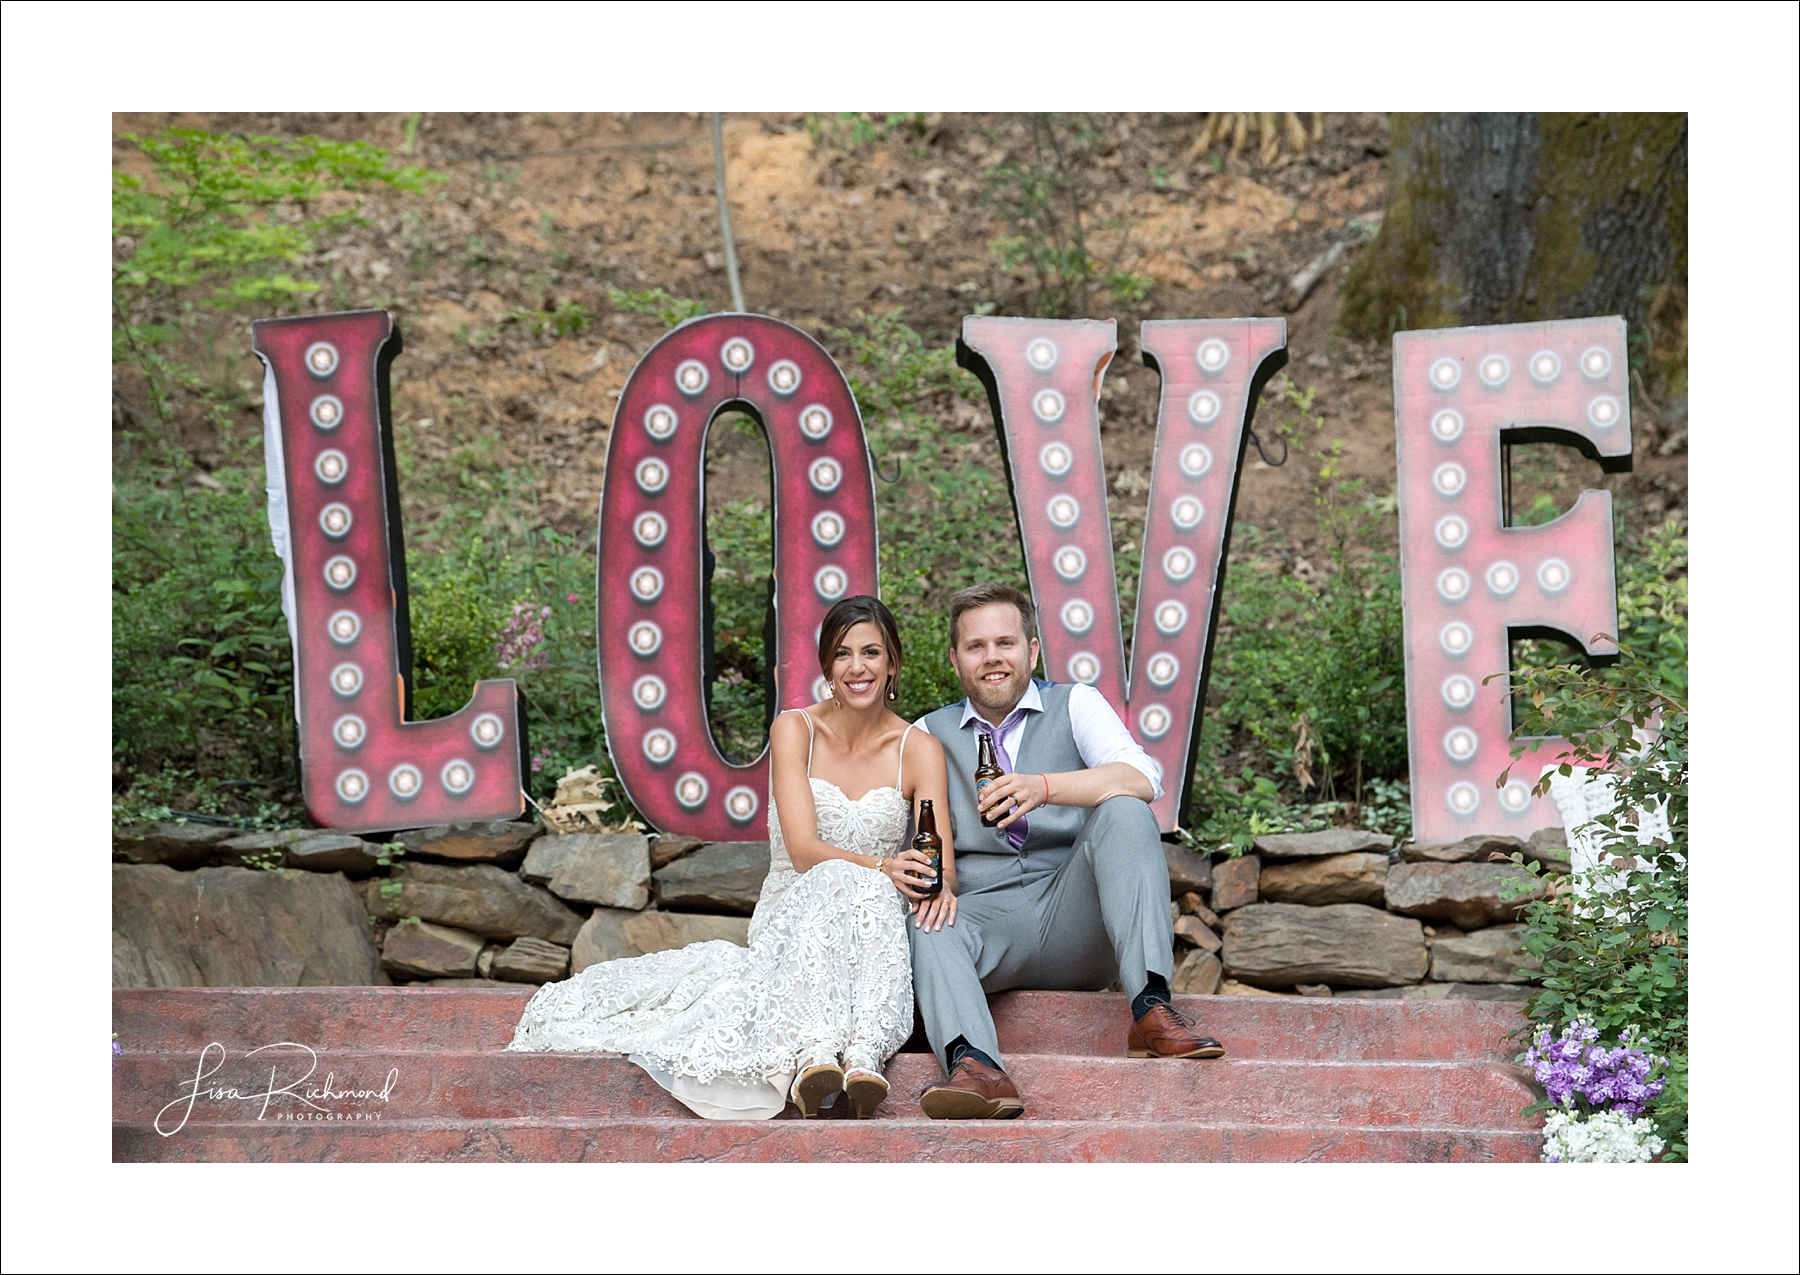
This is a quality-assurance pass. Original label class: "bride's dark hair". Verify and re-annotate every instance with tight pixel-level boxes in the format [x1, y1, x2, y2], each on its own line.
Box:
[817, 595, 904, 692]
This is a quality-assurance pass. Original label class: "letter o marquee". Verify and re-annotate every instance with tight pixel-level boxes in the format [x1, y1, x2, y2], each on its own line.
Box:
[598, 315, 879, 839]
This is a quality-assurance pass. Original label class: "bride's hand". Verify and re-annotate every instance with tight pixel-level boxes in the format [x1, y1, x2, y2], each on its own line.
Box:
[912, 889, 957, 932]
[885, 847, 937, 900]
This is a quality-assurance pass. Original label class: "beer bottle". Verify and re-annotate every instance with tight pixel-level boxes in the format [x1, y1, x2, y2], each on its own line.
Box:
[912, 800, 943, 898]
[975, 731, 1005, 828]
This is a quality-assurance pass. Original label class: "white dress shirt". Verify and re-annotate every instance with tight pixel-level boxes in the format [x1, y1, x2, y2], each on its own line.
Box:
[916, 680, 1164, 801]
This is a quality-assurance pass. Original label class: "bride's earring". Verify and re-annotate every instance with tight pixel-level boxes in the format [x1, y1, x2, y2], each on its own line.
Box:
[886, 675, 897, 701]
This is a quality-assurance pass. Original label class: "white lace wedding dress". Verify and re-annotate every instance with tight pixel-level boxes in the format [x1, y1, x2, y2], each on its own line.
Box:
[508, 716, 916, 1119]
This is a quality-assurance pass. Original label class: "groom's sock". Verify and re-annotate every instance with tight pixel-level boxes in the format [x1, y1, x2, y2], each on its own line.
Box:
[945, 1036, 1002, 1074]
[1131, 972, 1173, 1022]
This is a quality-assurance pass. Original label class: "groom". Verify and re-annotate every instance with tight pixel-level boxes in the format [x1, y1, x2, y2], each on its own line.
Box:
[910, 582, 1224, 1120]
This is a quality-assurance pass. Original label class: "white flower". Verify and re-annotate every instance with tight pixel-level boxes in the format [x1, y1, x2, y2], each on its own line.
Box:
[1541, 1108, 1667, 1163]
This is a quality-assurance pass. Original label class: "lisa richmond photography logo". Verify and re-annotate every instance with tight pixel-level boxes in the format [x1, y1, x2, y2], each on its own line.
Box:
[154, 1042, 399, 1137]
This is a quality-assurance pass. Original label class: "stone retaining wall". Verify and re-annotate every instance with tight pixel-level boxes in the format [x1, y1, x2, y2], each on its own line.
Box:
[112, 821, 758, 990]
[113, 818, 1568, 1001]
[1170, 827, 1569, 1001]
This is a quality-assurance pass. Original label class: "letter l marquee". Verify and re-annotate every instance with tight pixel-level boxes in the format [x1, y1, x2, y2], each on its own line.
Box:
[253, 310, 528, 832]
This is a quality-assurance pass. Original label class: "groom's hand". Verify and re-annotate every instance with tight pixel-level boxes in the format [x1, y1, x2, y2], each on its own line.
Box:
[977, 772, 1049, 829]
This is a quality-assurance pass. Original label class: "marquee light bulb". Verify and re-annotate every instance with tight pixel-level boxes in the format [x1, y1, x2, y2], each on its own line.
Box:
[1188, 391, 1220, 424]
[768, 361, 801, 395]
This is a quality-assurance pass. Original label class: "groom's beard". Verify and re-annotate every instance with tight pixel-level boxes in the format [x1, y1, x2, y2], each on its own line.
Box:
[962, 662, 1030, 719]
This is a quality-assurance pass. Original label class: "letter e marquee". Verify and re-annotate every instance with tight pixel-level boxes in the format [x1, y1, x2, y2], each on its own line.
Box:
[1394, 317, 1633, 844]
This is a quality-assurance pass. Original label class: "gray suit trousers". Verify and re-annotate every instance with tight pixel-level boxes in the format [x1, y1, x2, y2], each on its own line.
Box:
[907, 795, 1172, 1069]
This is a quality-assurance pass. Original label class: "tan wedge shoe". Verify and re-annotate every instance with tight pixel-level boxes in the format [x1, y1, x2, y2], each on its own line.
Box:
[791, 1063, 845, 1119]
[844, 1069, 890, 1119]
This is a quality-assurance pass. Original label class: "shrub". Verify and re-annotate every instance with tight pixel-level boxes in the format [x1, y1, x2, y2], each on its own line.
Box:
[1497, 644, 1688, 1160]
[113, 459, 296, 808]
[1185, 380, 1409, 849]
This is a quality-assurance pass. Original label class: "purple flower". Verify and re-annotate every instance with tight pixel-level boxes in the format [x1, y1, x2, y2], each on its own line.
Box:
[1527, 1021, 1665, 1118]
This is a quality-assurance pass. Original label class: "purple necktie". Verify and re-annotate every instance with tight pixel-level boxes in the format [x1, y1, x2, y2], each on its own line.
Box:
[978, 706, 1033, 851]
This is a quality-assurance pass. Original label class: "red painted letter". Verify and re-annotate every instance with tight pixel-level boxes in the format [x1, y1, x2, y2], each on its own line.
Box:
[1394, 317, 1633, 843]
[597, 315, 879, 839]
[957, 316, 1288, 831]
[254, 310, 527, 832]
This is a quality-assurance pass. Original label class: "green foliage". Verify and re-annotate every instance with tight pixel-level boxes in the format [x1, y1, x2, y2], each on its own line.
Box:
[1497, 648, 1687, 1158]
[606, 287, 708, 328]
[984, 114, 1144, 318]
[1613, 520, 1687, 693]
[501, 300, 590, 339]
[113, 460, 298, 810]
[1185, 380, 1408, 849]
[805, 112, 926, 152]
[113, 127, 436, 439]
[834, 310, 1024, 719]
[704, 491, 776, 763]
[114, 127, 434, 309]
[110, 766, 293, 831]
[406, 546, 502, 721]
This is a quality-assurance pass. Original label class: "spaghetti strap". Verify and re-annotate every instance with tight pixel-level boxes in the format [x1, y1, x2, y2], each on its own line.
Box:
[794, 708, 816, 777]
[895, 722, 914, 789]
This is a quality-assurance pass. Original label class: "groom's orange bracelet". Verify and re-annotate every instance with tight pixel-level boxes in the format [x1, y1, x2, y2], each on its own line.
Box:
[1042, 774, 1051, 804]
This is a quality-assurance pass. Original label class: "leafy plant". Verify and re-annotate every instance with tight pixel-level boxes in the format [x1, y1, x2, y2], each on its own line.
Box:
[113, 462, 298, 803]
[833, 310, 1025, 720]
[406, 546, 503, 721]
[1197, 381, 1407, 820]
[502, 300, 590, 339]
[805, 112, 926, 153]
[984, 114, 1145, 318]
[113, 126, 435, 443]
[607, 287, 707, 328]
[1495, 645, 1688, 1159]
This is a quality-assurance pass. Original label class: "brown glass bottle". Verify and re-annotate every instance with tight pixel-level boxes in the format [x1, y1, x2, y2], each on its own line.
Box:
[975, 731, 1005, 828]
[912, 800, 943, 897]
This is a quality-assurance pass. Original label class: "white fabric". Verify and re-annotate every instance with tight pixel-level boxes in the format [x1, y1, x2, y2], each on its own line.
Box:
[258, 356, 300, 662]
[916, 681, 1163, 800]
[1543, 763, 1674, 880]
[508, 717, 915, 1121]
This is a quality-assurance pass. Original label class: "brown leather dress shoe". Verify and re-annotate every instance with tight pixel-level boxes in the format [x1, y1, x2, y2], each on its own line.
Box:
[1128, 1003, 1226, 1059]
[919, 1056, 1025, 1120]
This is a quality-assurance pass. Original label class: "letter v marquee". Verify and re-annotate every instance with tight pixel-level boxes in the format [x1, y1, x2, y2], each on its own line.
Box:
[253, 310, 528, 832]
[1394, 317, 1632, 844]
[597, 314, 879, 840]
[958, 316, 1287, 832]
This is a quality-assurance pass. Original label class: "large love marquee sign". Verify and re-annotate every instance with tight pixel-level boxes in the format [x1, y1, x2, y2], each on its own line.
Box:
[256, 308, 1631, 842]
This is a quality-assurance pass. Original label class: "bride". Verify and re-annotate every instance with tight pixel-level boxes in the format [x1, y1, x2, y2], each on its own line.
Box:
[509, 595, 957, 1119]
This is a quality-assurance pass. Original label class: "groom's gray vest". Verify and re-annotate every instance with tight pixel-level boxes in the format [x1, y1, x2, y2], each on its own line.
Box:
[922, 680, 1086, 894]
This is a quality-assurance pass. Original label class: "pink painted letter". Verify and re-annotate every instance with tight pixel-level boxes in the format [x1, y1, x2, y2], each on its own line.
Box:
[1393, 317, 1633, 843]
[597, 314, 879, 839]
[254, 310, 528, 832]
[957, 316, 1288, 831]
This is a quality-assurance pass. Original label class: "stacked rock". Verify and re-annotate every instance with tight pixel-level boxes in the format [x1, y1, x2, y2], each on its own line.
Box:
[1157, 826, 1569, 1000]
[112, 820, 764, 990]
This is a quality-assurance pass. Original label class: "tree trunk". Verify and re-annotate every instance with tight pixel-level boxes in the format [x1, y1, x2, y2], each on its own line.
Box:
[1339, 113, 1687, 394]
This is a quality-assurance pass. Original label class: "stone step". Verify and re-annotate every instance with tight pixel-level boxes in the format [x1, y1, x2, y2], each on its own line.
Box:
[114, 1117, 1540, 1163]
[113, 1049, 1538, 1129]
[113, 988, 1527, 1062]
